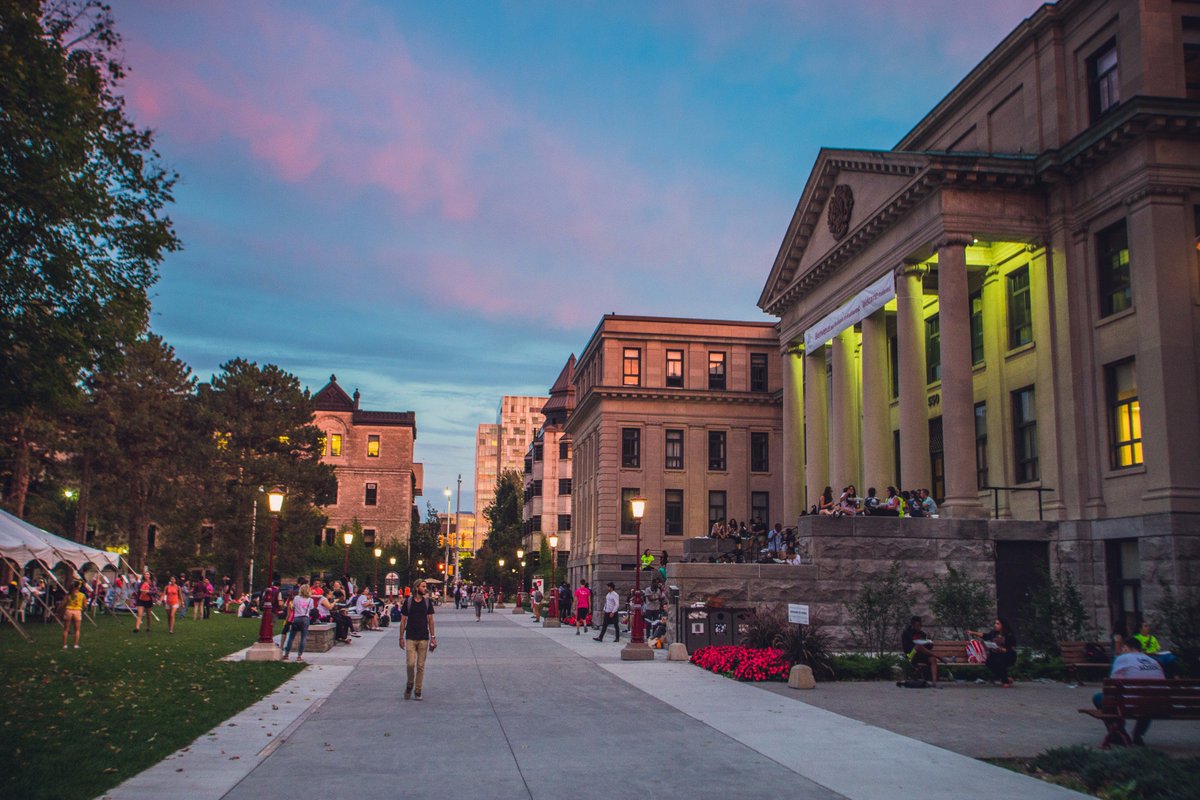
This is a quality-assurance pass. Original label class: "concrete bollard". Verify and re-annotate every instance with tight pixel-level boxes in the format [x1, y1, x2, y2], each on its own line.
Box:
[667, 642, 689, 661]
[788, 664, 816, 689]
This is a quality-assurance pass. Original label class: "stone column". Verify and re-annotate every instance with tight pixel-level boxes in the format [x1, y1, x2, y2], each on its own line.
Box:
[829, 328, 860, 489]
[937, 237, 985, 517]
[895, 262, 931, 491]
[980, 264, 1010, 518]
[860, 308, 891, 493]
[782, 345, 807, 520]
[804, 345, 829, 509]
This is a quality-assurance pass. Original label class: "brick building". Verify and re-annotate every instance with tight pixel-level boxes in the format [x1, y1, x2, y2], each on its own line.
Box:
[313, 376, 421, 550]
[522, 355, 576, 560]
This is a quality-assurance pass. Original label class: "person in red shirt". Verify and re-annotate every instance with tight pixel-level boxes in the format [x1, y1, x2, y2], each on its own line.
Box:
[574, 580, 592, 635]
[162, 576, 183, 633]
[132, 569, 157, 633]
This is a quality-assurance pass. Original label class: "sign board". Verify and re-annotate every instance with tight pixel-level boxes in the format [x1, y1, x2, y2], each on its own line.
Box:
[803, 272, 895, 351]
[532, 577, 544, 597]
[787, 603, 810, 625]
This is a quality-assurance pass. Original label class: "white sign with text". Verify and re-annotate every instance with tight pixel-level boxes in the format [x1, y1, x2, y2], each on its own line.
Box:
[788, 603, 810, 625]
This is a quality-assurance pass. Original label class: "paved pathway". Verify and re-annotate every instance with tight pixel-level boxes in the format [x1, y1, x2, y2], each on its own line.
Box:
[107, 607, 1090, 800]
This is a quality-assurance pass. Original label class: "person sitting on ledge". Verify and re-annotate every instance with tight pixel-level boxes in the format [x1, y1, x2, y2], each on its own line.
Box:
[817, 486, 837, 516]
[838, 485, 861, 516]
[709, 518, 727, 539]
[781, 548, 803, 565]
[919, 489, 939, 518]
[862, 487, 882, 515]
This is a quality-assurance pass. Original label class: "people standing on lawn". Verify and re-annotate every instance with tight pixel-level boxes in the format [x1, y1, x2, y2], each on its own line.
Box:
[162, 575, 183, 633]
[574, 579, 592, 635]
[61, 580, 86, 649]
[132, 569, 157, 633]
[967, 618, 1017, 687]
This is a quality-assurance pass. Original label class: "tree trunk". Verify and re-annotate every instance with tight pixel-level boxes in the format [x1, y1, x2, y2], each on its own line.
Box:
[7, 414, 31, 517]
[128, 507, 150, 573]
[74, 456, 92, 542]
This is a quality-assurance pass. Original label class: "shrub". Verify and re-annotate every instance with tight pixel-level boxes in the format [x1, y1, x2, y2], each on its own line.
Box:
[831, 653, 905, 681]
[847, 562, 914, 657]
[1153, 580, 1200, 676]
[741, 607, 787, 649]
[1020, 568, 1090, 654]
[926, 563, 993, 639]
[775, 622, 835, 681]
[1029, 745, 1200, 800]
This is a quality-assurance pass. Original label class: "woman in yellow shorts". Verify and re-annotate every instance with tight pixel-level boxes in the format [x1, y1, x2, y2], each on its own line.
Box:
[62, 581, 86, 649]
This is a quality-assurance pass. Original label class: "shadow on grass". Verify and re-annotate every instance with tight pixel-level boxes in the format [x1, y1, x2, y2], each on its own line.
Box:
[0, 612, 301, 800]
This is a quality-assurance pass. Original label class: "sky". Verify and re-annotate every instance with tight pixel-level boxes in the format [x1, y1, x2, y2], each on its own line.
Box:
[115, 0, 1043, 512]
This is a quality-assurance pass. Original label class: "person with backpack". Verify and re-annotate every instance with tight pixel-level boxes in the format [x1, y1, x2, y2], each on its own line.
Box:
[398, 579, 437, 700]
[472, 585, 485, 621]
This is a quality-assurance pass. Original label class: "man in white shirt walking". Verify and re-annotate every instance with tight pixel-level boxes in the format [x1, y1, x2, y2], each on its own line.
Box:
[593, 582, 621, 642]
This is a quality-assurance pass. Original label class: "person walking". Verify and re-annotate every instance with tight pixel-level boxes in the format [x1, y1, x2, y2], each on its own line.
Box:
[283, 584, 313, 662]
[398, 579, 437, 700]
[162, 576, 183, 633]
[593, 582, 620, 642]
[132, 569, 157, 633]
[574, 579, 592, 635]
[61, 580, 86, 649]
[472, 585, 484, 621]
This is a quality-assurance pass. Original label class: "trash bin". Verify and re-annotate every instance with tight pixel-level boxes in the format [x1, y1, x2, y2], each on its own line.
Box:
[732, 609, 756, 646]
[684, 608, 710, 653]
[708, 609, 733, 646]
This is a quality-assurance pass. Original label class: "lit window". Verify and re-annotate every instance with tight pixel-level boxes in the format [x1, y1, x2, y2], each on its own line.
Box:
[1108, 360, 1142, 468]
[970, 290, 984, 365]
[1097, 221, 1132, 317]
[708, 352, 726, 390]
[329, 433, 342, 457]
[367, 434, 380, 458]
[1007, 268, 1032, 349]
[623, 348, 641, 386]
[666, 349, 684, 388]
[925, 314, 941, 383]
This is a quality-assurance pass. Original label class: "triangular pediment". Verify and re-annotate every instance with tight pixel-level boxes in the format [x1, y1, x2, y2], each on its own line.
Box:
[758, 149, 932, 315]
[313, 375, 355, 412]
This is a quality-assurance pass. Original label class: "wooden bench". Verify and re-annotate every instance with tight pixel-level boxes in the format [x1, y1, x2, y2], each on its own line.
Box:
[909, 640, 991, 682]
[306, 622, 336, 653]
[1079, 678, 1200, 748]
[1059, 641, 1111, 685]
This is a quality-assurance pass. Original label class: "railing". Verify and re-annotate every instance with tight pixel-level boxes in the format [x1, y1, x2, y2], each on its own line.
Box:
[982, 485, 1055, 521]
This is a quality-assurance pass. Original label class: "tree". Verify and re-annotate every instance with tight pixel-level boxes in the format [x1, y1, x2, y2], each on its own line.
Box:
[1, 1, 180, 515]
[926, 564, 993, 639]
[847, 562, 915, 657]
[1020, 568, 1090, 654]
[80, 333, 201, 569]
[193, 359, 335, 589]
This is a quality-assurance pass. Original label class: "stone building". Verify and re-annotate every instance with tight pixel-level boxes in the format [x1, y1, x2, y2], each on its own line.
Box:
[522, 355, 576, 559]
[313, 376, 421, 550]
[473, 396, 546, 544]
[758, 0, 1200, 633]
[566, 315, 783, 589]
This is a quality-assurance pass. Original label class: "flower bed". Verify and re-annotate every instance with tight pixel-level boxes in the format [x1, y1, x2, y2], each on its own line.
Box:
[690, 645, 791, 682]
[563, 614, 594, 626]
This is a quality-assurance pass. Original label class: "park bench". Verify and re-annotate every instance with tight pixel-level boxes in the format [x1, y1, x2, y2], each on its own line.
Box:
[1079, 678, 1200, 748]
[910, 640, 990, 682]
[306, 622, 336, 653]
[1059, 641, 1111, 684]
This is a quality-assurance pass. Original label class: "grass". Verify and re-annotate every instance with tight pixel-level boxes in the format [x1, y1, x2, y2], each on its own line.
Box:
[988, 746, 1200, 800]
[0, 610, 302, 800]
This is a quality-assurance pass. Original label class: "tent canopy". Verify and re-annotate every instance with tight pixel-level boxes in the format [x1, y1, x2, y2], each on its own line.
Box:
[0, 508, 120, 572]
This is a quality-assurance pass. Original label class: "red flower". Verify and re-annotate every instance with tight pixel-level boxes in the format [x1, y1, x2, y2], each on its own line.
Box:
[689, 645, 789, 682]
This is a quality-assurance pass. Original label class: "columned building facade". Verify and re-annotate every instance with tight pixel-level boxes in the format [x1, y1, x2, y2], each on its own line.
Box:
[760, 0, 1200, 631]
[566, 316, 783, 590]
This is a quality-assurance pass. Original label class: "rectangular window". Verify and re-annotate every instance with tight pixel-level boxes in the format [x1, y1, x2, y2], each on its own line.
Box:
[708, 491, 726, 527]
[621, 427, 640, 468]
[558, 478, 572, 495]
[925, 314, 941, 383]
[1007, 267, 1032, 349]
[558, 514, 571, 531]
[623, 347, 641, 386]
[533, 443, 544, 461]
[1088, 38, 1120, 120]
[531, 480, 542, 497]
[621, 488, 641, 536]
[559, 440, 571, 460]
[889, 335, 900, 399]
[367, 434, 380, 458]
[665, 429, 684, 470]
[1187, 40, 1200, 101]
[666, 349, 684, 388]
[324, 527, 336, 546]
[750, 431, 769, 472]
[975, 402, 988, 490]
[1097, 221, 1132, 317]
[1012, 386, 1039, 483]
[750, 353, 769, 392]
[665, 490, 684, 535]
[365, 482, 378, 506]
[970, 290, 984, 365]
[530, 515, 541, 532]
[1108, 360, 1142, 468]
[708, 430, 727, 471]
[708, 352, 726, 390]
[751, 492, 769, 527]
[929, 417, 945, 502]
[363, 529, 376, 547]
[329, 433, 342, 457]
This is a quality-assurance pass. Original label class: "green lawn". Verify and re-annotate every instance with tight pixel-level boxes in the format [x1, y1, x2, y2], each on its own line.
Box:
[0, 610, 302, 800]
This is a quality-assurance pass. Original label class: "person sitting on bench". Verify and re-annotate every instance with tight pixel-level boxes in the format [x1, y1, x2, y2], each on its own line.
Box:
[1092, 637, 1164, 745]
[902, 615, 946, 688]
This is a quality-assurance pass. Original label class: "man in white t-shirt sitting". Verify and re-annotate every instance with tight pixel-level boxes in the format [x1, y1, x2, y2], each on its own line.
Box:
[1093, 637, 1166, 745]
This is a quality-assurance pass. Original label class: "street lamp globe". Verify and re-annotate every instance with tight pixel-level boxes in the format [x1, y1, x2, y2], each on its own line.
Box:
[374, 547, 382, 559]
[630, 495, 647, 520]
[389, 557, 397, 566]
[498, 558, 505, 567]
[548, 534, 558, 549]
[343, 531, 354, 547]
[516, 548, 524, 560]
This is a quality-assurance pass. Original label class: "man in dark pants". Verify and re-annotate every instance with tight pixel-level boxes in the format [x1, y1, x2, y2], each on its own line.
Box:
[593, 582, 620, 642]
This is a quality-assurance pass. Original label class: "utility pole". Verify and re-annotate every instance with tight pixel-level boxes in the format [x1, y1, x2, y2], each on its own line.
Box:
[455, 473, 463, 576]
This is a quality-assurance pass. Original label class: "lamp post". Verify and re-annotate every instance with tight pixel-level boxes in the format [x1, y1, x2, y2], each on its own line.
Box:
[443, 487, 452, 588]
[248, 488, 285, 661]
[389, 556, 397, 598]
[544, 534, 560, 627]
[621, 495, 653, 661]
[512, 549, 525, 615]
[342, 531, 354, 582]
[373, 547, 382, 594]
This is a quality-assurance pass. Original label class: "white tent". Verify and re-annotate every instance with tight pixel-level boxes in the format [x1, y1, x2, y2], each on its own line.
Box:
[0, 508, 120, 572]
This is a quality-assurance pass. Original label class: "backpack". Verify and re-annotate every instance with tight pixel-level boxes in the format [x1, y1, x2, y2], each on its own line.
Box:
[403, 596, 433, 616]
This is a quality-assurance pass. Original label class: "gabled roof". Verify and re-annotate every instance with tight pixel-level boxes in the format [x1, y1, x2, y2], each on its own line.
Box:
[541, 355, 576, 417]
[314, 375, 355, 412]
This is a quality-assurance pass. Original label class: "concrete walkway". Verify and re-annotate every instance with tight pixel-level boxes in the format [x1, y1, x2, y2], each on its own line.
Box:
[105, 608, 1090, 800]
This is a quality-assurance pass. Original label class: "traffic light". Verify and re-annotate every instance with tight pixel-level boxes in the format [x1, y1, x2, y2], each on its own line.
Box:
[438, 562, 445, 572]
[437, 535, 445, 548]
